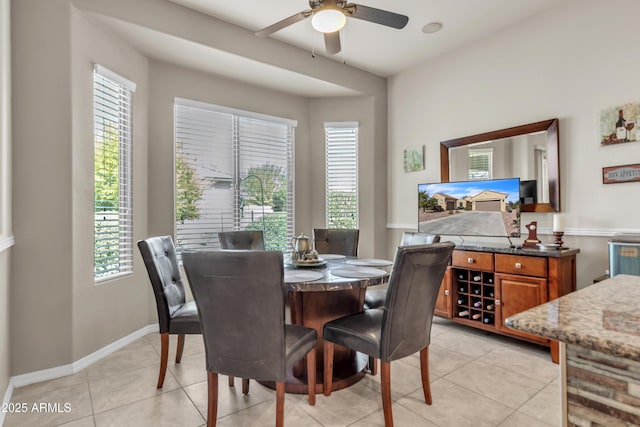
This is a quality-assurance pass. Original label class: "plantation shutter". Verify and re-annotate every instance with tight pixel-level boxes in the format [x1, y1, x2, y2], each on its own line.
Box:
[468, 148, 493, 180]
[93, 64, 135, 281]
[325, 122, 358, 228]
[174, 98, 295, 255]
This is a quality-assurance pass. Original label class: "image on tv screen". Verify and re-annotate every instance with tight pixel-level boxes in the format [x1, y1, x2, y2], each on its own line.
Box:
[418, 178, 521, 237]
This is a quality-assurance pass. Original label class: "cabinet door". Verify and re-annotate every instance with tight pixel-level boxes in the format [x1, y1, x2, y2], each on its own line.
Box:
[495, 273, 548, 343]
[434, 267, 452, 318]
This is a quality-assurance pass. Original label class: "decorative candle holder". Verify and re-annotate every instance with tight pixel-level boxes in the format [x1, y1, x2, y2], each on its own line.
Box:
[553, 231, 566, 249]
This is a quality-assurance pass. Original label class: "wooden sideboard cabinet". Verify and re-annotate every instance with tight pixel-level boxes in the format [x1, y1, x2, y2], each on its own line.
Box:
[434, 245, 579, 363]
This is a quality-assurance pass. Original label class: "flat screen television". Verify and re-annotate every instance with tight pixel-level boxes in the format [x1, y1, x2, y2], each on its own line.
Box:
[418, 178, 521, 238]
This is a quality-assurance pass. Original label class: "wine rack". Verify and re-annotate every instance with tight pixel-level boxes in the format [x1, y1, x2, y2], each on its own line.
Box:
[453, 268, 496, 326]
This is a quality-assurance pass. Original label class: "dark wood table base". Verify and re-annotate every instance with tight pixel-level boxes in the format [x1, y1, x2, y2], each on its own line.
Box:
[285, 287, 369, 393]
[260, 353, 369, 394]
[270, 258, 390, 394]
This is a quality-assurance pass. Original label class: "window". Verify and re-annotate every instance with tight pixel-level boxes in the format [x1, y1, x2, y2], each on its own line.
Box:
[174, 98, 295, 254]
[325, 122, 358, 228]
[468, 147, 493, 180]
[93, 65, 135, 281]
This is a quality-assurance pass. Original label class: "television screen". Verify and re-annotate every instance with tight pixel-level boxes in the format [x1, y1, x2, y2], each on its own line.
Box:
[418, 178, 521, 237]
[520, 179, 537, 205]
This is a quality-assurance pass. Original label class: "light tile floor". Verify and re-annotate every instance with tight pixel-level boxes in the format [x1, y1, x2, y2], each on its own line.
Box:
[4, 318, 561, 426]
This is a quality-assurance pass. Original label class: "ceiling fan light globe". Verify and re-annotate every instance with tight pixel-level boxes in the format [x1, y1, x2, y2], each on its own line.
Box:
[311, 9, 346, 33]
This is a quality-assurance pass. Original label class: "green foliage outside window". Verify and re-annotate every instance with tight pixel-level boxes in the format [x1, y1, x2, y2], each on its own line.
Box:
[242, 164, 286, 209]
[175, 144, 204, 224]
[94, 123, 120, 277]
[418, 190, 440, 212]
[327, 191, 357, 228]
[243, 163, 289, 250]
[173, 158, 290, 251]
[246, 212, 288, 251]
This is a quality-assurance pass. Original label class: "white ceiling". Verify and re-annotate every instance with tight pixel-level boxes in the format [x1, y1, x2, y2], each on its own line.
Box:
[86, 0, 566, 97]
[168, 0, 565, 77]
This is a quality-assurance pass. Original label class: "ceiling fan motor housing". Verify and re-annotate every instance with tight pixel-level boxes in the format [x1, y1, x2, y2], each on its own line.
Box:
[257, 1, 408, 54]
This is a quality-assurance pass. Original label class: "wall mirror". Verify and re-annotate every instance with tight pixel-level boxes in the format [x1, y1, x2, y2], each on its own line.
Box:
[440, 118, 560, 212]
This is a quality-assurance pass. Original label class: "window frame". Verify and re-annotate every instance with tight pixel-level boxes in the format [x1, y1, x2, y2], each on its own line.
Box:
[173, 98, 296, 254]
[468, 147, 494, 180]
[324, 121, 359, 229]
[93, 64, 136, 283]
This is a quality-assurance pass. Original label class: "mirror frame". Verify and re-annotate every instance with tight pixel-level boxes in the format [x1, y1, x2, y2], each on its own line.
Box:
[440, 118, 560, 213]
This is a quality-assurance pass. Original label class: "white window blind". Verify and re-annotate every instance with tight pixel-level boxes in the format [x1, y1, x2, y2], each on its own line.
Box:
[325, 122, 358, 228]
[93, 65, 135, 281]
[468, 148, 493, 180]
[174, 99, 295, 254]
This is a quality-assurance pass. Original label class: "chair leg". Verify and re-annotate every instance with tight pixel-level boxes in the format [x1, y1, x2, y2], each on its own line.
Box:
[368, 356, 378, 375]
[306, 348, 316, 406]
[207, 371, 218, 427]
[175, 334, 185, 363]
[228, 376, 234, 387]
[380, 361, 393, 427]
[419, 346, 432, 405]
[275, 381, 285, 427]
[157, 333, 169, 388]
[323, 340, 334, 396]
[242, 378, 249, 395]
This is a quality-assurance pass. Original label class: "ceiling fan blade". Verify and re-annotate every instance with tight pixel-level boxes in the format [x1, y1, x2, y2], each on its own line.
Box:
[255, 11, 310, 38]
[324, 31, 341, 55]
[347, 3, 408, 29]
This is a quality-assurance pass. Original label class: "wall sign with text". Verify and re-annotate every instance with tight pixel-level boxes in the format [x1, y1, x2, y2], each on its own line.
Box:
[603, 163, 640, 184]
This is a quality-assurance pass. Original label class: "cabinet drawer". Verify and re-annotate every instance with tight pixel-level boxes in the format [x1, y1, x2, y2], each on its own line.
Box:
[452, 250, 494, 271]
[495, 254, 547, 278]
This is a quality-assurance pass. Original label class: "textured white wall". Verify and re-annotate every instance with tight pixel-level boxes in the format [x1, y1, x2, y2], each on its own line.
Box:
[0, 0, 10, 405]
[387, 0, 640, 287]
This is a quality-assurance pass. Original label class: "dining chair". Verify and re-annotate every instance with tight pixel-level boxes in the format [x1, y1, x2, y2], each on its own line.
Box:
[138, 236, 238, 389]
[137, 235, 203, 388]
[182, 250, 317, 427]
[323, 242, 455, 427]
[363, 233, 441, 310]
[313, 228, 359, 256]
[218, 230, 265, 250]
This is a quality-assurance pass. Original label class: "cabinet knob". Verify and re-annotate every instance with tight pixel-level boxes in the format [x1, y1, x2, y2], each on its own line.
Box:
[467, 257, 474, 264]
[495, 300, 501, 306]
[515, 262, 522, 269]
[444, 290, 450, 296]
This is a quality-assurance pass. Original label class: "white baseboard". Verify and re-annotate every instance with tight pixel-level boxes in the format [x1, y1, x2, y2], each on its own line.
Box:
[0, 235, 14, 253]
[71, 324, 159, 374]
[9, 323, 158, 389]
[0, 377, 14, 426]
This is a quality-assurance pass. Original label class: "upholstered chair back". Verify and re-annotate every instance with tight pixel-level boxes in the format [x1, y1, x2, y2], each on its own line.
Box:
[137, 235, 187, 333]
[381, 242, 454, 361]
[313, 228, 359, 256]
[399, 232, 441, 246]
[182, 250, 289, 380]
[218, 231, 265, 250]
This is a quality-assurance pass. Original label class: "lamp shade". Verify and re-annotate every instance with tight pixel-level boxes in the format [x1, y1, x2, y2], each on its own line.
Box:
[311, 9, 346, 33]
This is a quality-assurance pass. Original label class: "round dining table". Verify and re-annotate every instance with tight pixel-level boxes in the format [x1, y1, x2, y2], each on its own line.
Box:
[277, 254, 392, 394]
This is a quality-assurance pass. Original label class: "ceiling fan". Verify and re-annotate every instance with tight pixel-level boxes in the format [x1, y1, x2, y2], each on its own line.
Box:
[255, 0, 409, 55]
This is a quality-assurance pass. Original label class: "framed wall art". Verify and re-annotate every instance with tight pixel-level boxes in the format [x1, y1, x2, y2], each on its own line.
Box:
[602, 163, 640, 184]
[600, 102, 640, 146]
[403, 145, 425, 172]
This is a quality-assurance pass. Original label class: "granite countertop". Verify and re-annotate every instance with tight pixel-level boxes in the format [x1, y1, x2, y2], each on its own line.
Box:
[505, 274, 640, 361]
[284, 257, 391, 292]
[455, 243, 580, 258]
